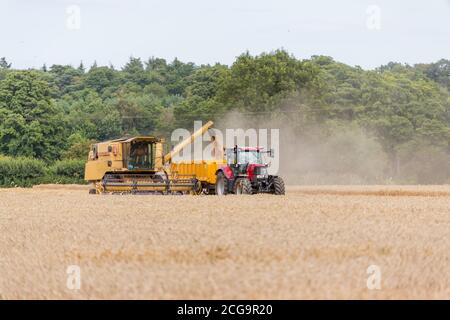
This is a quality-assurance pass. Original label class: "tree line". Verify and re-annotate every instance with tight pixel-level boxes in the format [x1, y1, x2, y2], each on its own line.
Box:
[0, 51, 449, 185]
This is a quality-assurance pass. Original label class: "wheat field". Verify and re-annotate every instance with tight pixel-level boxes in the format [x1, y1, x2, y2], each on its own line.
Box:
[0, 185, 449, 299]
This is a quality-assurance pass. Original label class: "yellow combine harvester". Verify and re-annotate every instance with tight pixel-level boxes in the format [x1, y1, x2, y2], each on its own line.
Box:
[84, 121, 213, 194]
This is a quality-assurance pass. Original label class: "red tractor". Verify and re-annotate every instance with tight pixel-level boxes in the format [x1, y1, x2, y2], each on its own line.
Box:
[215, 146, 285, 195]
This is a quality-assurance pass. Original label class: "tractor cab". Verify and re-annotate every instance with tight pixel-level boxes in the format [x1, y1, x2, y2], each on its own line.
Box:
[227, 147, 264, 164]
[225, 146, 273, 179]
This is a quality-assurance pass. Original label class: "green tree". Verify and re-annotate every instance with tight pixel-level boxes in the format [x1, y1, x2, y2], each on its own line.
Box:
[123, 57, 150, 86]
[0, 71, 66, 161]
[0, 52, 448, 184]
[108, 89, 163, 135]
[61, 133, 92, 159]
[215, 50, 321, 112]
[64, 89, 122, 140]
[146, 57, 167, 72]
[49, 64, 84, 94]
[415, 59, 450, 90]
[165, 58, 196, 95]
[84, 66, 120, 94]
[174, 64, 229, 127]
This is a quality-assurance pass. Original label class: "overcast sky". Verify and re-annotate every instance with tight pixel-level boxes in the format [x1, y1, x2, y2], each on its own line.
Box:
[1, 0, 450, 69]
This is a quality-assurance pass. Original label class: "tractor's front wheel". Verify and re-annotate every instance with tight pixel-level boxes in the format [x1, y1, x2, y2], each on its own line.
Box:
[234, 178, 252, 195]
[273, 176, 285, 195]
[215, 171, 228, 196]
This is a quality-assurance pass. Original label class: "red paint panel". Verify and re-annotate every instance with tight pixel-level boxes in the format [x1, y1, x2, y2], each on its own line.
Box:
[247, 164, 265, 180]
[220, 165, 234, 180]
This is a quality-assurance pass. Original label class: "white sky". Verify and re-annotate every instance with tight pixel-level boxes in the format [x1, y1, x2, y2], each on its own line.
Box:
[1, 0, 450, 69]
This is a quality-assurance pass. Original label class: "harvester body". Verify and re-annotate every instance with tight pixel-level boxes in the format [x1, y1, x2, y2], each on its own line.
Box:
[85, 121, 214, 194]
[85, 136, 163, 181]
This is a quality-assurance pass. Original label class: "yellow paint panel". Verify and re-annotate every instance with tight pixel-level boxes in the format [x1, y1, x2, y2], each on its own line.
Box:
[170, 160, 226, 185]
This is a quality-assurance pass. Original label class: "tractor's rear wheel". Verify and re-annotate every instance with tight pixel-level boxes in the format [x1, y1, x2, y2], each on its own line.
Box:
[273, 176, 285, 195]
[234, 178, 252, 195]
[215, 172, 228, 196]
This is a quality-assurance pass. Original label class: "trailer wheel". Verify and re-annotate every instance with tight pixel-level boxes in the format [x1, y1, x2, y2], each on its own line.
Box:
[273, 176, 285, 195]
[215, 172, 228, 196]
[234, 178, 252, 195]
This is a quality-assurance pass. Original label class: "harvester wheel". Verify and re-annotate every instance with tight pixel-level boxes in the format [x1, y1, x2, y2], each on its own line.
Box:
[192, 180, 203, 195]
[153, 173, 165, 182]
[215, 172, 228, 196]
[273, 176, 285, 195]
[89, 188, 97, 194]
[95, 180, 104, 194]
[234, 178, 252, 195]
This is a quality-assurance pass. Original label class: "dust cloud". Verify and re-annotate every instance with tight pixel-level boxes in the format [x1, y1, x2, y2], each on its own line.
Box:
[176, 103, 448, 185]
[214, 107, 450, 185]
[214, 110, 389, 185]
